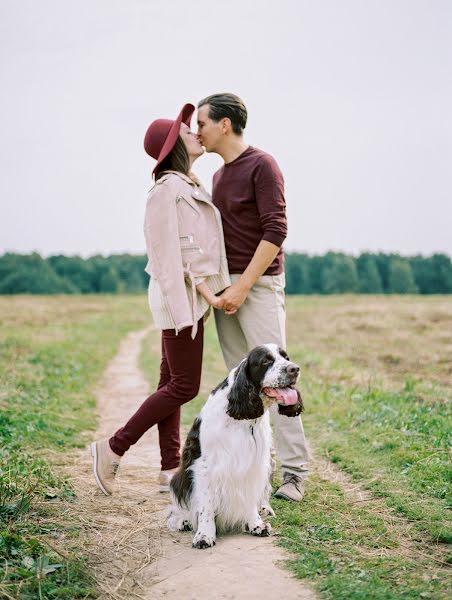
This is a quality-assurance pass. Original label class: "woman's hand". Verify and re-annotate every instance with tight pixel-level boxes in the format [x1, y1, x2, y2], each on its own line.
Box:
[210, 296, 225, 310]
[196, 281, 225, 310]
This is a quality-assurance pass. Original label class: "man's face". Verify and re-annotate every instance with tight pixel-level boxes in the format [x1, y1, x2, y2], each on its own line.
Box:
[197, 104, 223, 153]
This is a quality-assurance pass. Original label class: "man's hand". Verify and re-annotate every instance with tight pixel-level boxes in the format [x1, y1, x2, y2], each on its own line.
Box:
[219, 281, 250, 314]
[218, 241, 280, 315]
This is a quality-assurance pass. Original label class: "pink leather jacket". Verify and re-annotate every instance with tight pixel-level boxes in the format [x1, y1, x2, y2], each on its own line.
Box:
[144, 170, 230, 337]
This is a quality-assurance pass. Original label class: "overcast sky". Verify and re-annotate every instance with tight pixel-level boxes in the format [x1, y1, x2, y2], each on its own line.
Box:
[1, 0, 451, 258]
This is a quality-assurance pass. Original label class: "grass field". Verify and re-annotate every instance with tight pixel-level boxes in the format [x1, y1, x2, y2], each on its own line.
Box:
[280, 296, 451, 599]
[1, 294, 451, 599]
[142, 295, 452, 599]
[0, 296, 149, 599]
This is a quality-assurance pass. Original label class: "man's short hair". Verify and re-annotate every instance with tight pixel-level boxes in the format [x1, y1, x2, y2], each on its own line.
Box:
[198, 93, 247, 135]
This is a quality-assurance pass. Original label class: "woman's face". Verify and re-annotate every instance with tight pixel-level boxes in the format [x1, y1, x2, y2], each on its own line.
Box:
[180, 123, 204, 162]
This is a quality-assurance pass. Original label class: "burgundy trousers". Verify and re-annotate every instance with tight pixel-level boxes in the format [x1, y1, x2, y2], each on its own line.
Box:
[109, 319, 203, 470]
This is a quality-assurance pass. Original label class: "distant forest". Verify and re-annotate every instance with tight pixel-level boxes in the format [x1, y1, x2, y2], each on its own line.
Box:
[0, 252, 451, 295]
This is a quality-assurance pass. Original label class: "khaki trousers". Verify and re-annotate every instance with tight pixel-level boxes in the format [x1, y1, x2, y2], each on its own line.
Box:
[214, 273, 309, 477]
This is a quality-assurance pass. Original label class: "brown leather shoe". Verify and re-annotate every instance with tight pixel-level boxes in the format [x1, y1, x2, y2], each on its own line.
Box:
[90, 440, 121, 496]
[274, 472, 305, 502]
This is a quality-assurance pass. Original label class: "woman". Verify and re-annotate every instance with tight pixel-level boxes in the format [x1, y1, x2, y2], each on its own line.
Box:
[91, 103, 230, 495]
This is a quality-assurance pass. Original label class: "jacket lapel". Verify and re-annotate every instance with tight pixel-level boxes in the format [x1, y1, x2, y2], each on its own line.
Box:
[191, 184, 214, 205]
[178, 193, 200, 213]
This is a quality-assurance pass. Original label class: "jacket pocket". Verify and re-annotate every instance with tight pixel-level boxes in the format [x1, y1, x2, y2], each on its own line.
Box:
[179, 234, 203, 257]
[179, 234, 194, 247]
[181, 245, 203, 256]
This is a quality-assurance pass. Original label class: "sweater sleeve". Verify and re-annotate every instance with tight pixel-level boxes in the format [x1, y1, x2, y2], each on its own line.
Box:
[253, 154, 287, 247]
[144, 183, 193, 331]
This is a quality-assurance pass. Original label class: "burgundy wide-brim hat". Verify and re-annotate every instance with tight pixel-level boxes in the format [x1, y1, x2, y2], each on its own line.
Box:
[144, 103, 195, 174]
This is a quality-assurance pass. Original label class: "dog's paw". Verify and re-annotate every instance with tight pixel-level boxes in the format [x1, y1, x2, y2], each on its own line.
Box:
[259, 503, 275, 518]
[178, 519, 193, 532]
[250, 522, 272, 537]
[192, 532, 216, 549]
[167, 508, 192, 532]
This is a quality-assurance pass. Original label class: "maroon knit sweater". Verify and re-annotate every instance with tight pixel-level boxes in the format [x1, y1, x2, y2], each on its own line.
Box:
[212, 146, 287, 276]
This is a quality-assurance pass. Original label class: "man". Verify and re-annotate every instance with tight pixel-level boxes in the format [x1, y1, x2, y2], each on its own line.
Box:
[197, 93, 309, 501]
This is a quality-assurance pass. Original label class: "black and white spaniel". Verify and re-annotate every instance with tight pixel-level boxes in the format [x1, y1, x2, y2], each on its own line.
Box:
[168, 343, 303, 549]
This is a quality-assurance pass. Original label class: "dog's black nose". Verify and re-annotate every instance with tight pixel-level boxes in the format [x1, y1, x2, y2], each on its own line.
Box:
[286, 364, 300, 377]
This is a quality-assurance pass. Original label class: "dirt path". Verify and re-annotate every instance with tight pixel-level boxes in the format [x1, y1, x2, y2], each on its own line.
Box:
[69, 329, 316, 600]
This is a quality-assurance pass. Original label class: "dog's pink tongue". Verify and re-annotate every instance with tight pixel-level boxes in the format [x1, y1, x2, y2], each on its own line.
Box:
[263, 387, 298, 405]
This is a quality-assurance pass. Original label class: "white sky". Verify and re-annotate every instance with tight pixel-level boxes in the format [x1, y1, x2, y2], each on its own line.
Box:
[0, 0, 451, 257]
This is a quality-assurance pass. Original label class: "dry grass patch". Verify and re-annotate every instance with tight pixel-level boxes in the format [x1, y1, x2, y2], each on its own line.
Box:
[287, 295, 452, 396]
[59, 460, 167, 600]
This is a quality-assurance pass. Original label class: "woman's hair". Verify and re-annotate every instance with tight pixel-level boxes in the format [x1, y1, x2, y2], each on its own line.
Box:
[197, 93, 247, 135]
[154, 136, 190, 180]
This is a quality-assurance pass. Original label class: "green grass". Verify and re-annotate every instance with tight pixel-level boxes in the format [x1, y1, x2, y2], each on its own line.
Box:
[0, 295, 150, 599]
[272, 477, 447, 600]
[282, 297, 451, 598]
[311, 380, 450, 541]
[286, 344, 451, 545]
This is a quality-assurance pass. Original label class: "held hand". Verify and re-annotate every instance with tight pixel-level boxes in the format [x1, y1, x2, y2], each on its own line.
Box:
[220, 282, 249, 314]
[196, 281, 225, 310]
[211, 295, 225, 310]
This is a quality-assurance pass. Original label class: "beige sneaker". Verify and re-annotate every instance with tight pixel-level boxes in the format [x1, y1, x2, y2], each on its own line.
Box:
[274, 473, 305, 502]
[158, 468, 178, 492]
[90, 440, 121, 496]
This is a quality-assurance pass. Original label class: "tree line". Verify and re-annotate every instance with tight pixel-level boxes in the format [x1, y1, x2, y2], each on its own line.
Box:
[0, 251, 451, 295]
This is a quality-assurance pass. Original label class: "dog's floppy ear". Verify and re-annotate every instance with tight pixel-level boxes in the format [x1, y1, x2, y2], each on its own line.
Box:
[226, 359, 264, 420]
[278, 388, 304, 417]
